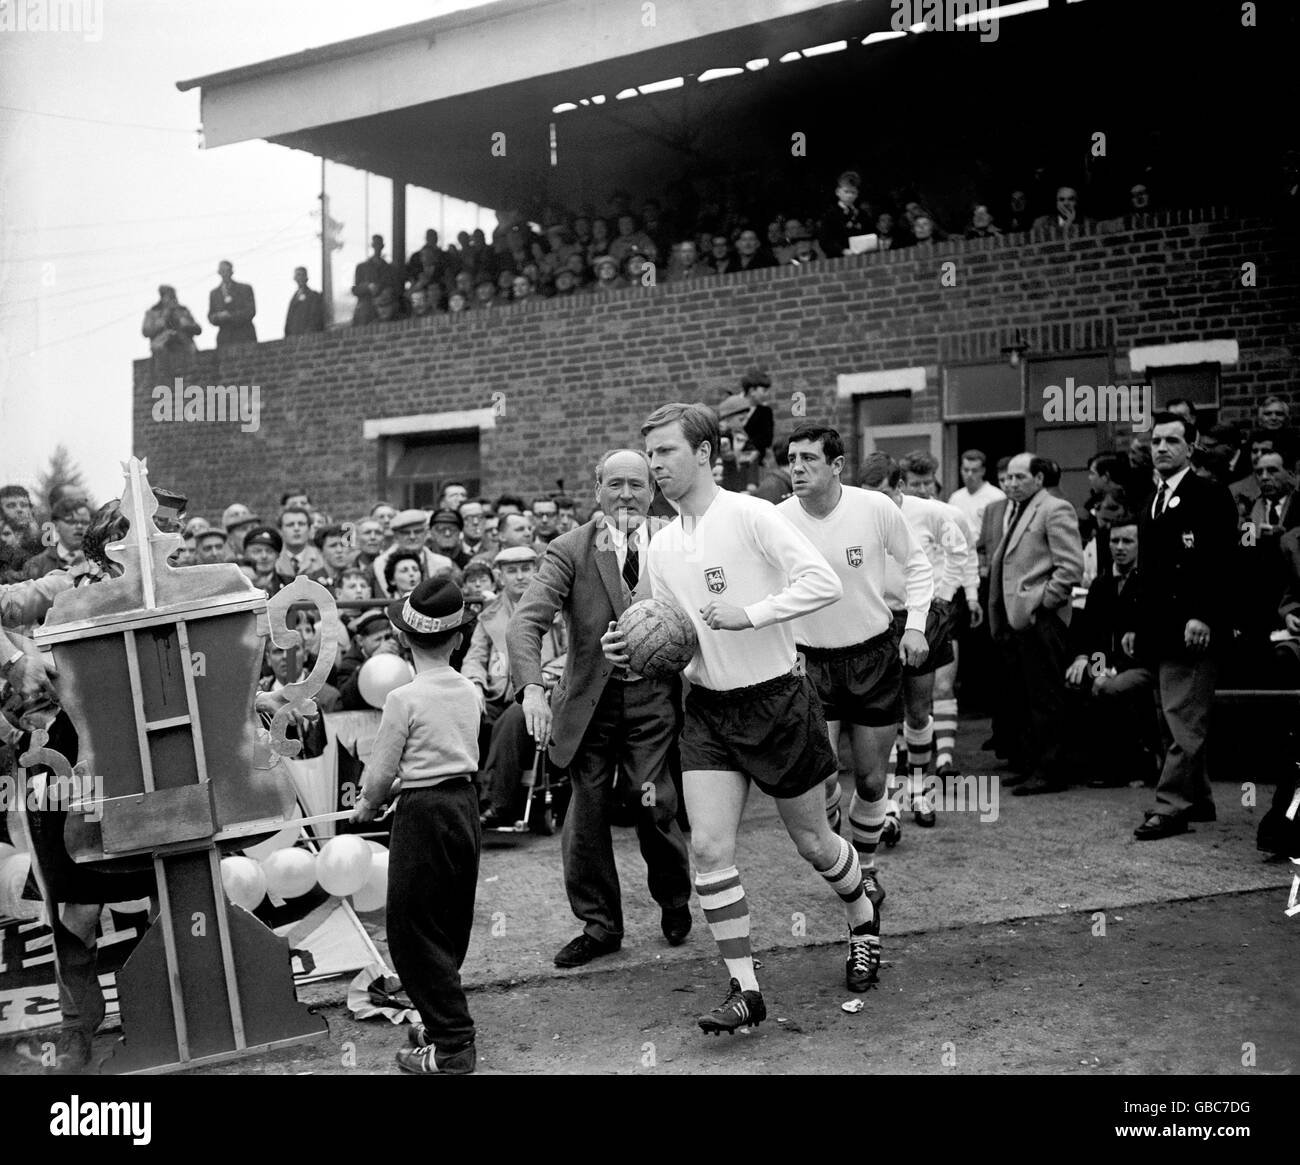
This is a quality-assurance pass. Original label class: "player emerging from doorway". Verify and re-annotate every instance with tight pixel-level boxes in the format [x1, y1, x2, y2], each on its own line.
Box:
[602, 403, 881, 1035]
[859, 453, 972, 833]
[778, 425, 933, 916]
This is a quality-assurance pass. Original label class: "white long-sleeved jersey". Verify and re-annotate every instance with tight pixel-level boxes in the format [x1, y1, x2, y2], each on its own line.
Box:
[885, 494, 976, 609]
[647, 488, 842, 690]
[778, 486, 933, 647]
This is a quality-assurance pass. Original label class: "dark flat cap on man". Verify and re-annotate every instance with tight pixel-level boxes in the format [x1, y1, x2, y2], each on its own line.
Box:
[242, 525, 283, 553]
[430, 508, 463, 530]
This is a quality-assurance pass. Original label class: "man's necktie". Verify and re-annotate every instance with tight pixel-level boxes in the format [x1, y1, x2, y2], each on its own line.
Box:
[1153, 482, 1168, 519]
[1003, 501, 1020, 535]
[1270, 500, 1282, 526]
[623, 542, 640, 593]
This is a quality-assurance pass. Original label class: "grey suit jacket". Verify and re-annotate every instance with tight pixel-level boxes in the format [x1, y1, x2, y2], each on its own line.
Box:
[989, 489, 1084, 637]
[507, 519, 658, 769]
[978, 497, 1010, 581]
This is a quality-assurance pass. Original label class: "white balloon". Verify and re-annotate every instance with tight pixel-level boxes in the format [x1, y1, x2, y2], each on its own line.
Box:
[316, 835, 373, 898]
[220, 856, 267, 912]
[365, 839, 388, 854]
[357, 655, 414, 709]
[261, 847, 318, 899]
[350, 851, 389, 913]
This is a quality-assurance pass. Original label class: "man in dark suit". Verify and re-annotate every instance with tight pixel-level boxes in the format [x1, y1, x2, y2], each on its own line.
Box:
[284, 266, 325, 336]
[508, 449, 692, 968]
[988, 453, 1084, 794]
[207, 259, 257, 347]
[1128, 413, 1239, 840]
[352, 235, 400, 326]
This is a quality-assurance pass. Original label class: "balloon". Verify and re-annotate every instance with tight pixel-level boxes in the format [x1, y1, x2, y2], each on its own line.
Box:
[316, 835, 372, 898]
[261, 847, 318, 899]
[220, 856, 267, 912]
[365, 840, 388, 855]
[357, 655, 415, 709]
[0, 842, 17, 867]
[350, 850, 389, 913]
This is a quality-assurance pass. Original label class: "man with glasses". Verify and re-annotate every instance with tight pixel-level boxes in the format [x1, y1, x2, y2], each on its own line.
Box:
[23, 499, 91, 579]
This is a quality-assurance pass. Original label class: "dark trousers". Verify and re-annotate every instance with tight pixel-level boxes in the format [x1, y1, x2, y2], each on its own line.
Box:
[1004, 608, 1071, 780]
[483, 702, 536, 816]
[1152, 655, 1217, 817]
[386, 780, 480, 1050]
[562, 679, 692, 944]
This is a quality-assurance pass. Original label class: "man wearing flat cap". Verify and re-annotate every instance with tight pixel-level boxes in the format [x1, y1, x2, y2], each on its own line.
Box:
[371, 509, 455, 598]
[222, 503, 259, 558]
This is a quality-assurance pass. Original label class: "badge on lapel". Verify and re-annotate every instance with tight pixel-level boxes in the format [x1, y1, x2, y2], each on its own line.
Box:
[1169, 496, 1181, 509]
[705, 567, 727, 594]
[1182, 531, 1195, 549]
[846, 546, 864, 568]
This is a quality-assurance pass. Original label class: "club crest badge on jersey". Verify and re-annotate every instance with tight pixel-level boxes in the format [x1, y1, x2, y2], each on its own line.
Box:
[846, 546, 864, 568]
[704, 567, 727, 594]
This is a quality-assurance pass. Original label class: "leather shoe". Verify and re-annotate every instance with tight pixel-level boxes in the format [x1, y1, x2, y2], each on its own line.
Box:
[554, 932, 621, 967]
[661, 905, 692, 946]
[1188, 800, 1216, 822]
[1134, 813, 1188, 841]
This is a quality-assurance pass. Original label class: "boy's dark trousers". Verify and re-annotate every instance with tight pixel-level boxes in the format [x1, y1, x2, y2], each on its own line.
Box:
[386, 780, 481, 1050]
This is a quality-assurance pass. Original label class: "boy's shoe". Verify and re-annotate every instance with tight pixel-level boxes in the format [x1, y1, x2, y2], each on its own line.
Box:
[407, 1022, 433, 1049]
[846, 933, 881, 992]
[697, 978, 766, 1035]
[882, 803, 902, 847]
[395, 1041, 477, 1075]
[911, 794, 936, 827]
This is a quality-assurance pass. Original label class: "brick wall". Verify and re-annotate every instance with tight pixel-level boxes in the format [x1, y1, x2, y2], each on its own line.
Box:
[133, 209, 1298, 523]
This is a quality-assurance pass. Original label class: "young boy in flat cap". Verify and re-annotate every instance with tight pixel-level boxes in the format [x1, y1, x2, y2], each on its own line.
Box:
[350, 577, 482, 1074]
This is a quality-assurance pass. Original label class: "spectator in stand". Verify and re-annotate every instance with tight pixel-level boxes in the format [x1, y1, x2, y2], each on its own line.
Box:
[351, 235, 399, 326]
[276, 507, 324, 578]
[948, 449, 1006, 572]
[240, 525, 289, 595]
[571, 215, 594, 256]
[461, 558, 496, 614]
[1129, 182, 1153, 213]
[373, 288, 400, 322]
[369, 502, 397, 536]
[1064, 511, 1156, 785]
[496, 512, 536, 554]
[1006, 189, 1032, 233]
[592, 255, 624, 292]
[511, 274, 536, 303]
[587, 218, 611, 265]
[752, 439, 793, 504]
[353, 518, 387, 576]
[305, 524, 354, 590]
[280, 489, 311, 511]
[336, 608, 399, 710]
[494, 494, 525, 519]
[23, 498, 91, 579]
[438, 482, 469, 512]
[1129, 412, 1239, 840]
[207, 261, 257, 348]
[911, 213, 943, 244]
[459, 500, 495, 560]
[964, 204, 1003, 240]
[1081, 485, 1130, 591]
[220, 504, 259, 558]
[405, 230, 447, 289]
[1085, 453, 1126, 517]
[371, 509, 454, 598]
[384, 548, 426, 599]
[607, 215, 654, 266]
[284, 267, 325, 336]
[142, 284, 202, 379]
[734, 228, 777, 270]
[819, 170, 870, 258]
[552, 270, 580, 297]
[1253, 396, 1299, 467]
[1246, 452, 1300, 539]
[409, 287, 436, 317]
[641, 200, 671, 257]
[1231, 432, 1285, 509]
[1, 485, 42, 559]
[531, 497, 561, 546]
[703, 233, 737, 274]
[782, 220, 825, 266]
[190, 528, 228, 565]
[428, 509, 470, 569]
[1034, 186, 1091, 231]
[666, 240, 704, 282]
[335, 566, 373, 602]
[1234, 452, 1300, 678]
[741, 369, 775, 467]
[472, 278, 498, 310]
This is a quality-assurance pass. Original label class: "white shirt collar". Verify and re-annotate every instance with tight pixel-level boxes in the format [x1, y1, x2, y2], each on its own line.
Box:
[1156, 466, 1191, 496]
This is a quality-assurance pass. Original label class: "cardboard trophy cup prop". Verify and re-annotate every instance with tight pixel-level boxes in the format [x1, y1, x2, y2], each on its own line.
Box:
[22, 458, 341, 1073]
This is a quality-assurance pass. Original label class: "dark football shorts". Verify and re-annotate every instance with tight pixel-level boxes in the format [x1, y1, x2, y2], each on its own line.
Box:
[799, 626, 902, 726]
[680, 670, 837, 799]
[893, 599, 958, 676]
